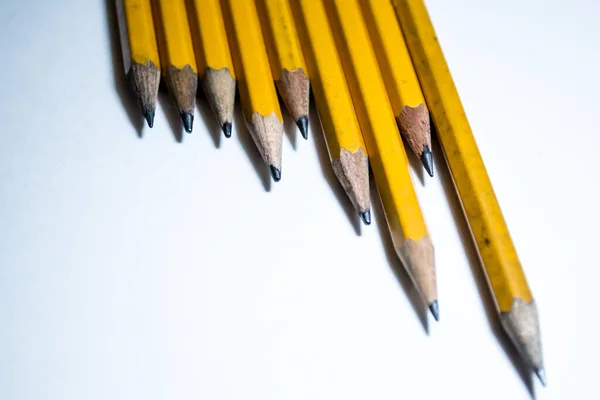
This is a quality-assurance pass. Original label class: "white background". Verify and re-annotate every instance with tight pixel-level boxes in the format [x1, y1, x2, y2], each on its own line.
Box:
[0, 0, 598, 399]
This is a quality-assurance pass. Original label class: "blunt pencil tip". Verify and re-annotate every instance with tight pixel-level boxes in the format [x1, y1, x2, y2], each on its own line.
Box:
[429, 300, 439, 321]
[421, 145, 434, 177]
[222, 122, 232, 138]
[270, 165, 281, 182]
[360, 209, 371, 225]
[297, 116, 309, 140]
[181, 112, 194, 133]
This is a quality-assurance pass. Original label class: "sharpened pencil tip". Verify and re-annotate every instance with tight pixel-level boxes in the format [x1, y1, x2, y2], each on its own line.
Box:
[144, 109, 155, 128]
[297, 116, 309, 140]
[222, 122, 232, 138]
[360, 209, 371, 225]
[429, 301, 439, 321]
[270, 165, 281, 182]
[421, 145, 434, 177]
[535, 368, 547, 386]
[181, 112, 194, 133]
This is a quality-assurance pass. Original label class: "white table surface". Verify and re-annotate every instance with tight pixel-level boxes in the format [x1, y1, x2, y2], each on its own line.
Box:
[1, 1, 598, 399]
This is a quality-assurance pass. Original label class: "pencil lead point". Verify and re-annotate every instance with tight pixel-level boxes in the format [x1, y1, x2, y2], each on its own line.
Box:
[222, 122, 232, 138]
[429, 300, 440, 321]
[421, 145, 434, 177]
[297, 116, 309, 140]
[144, 109, 155, 128]
[535, 368, 547, 387]
[360, 209, 371, 225]
[270, 165, 281, 182]
[181, 112, 194, 133]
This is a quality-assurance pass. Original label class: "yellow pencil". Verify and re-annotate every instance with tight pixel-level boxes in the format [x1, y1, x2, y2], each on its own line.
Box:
[189, 0, 237, 138]
[116, 0, 161, 128]
[326, 0, 438, 318]
[359, 0, 433, 177]
[256, 0, 311, 139]
[292, 0, 371, 224]
[152, 0, 198, 133]
[222, 0, 284, 181]
[393, 0, 545, 383]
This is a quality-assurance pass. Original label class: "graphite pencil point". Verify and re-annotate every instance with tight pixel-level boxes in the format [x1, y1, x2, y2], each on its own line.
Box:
[421, 145, 434, 177]
[222, 122, 232, 138]
[429, 300, 439, 321]
[181, 112, 194, 133]
[270, 165, 281, 182]
[360, 209, 371, 225]
[297, 116, 309, 139]
[535, 368, 547, 387]
[144, 109, 155, 128]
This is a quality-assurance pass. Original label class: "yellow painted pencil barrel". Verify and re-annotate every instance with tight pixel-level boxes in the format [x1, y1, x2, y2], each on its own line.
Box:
[293, 0, 364, 158]
[152, 0, 198, 132]
[392, 0, 531, 313]
[222, 0, 284, 179]
[116, 0, 161, 127]
[392, 0, 544, 381]
[189, 0, 237, 136]
[223, 0, 282, 122]
[326, 0, 437, 313]
[190, 0, 235, 76]
[119, 0, 160, 70]
[359, 0, 433, 176]
[256, 0, 310, 137]
[293, 0, 370, 222]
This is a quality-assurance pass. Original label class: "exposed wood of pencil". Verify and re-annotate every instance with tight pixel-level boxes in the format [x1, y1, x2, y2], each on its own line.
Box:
[222, 0, 284, 180]
[152, 0, 198, 132]
[279, 68, 310, 137]
[397, 104, 430, 158]
[326, 0, 437, 313]
[189, 0, 237, 137]
[359, 0, 432, 176]
[164, 64, 198, 125]
[116, 0, 161, 128]
[331, 148, 370, 221]
[292, 0, 370, 222]
[393, 0, 543, 379]
[247, 112, 284, 175]
[255, 0, 310, 138]
[202, 68, 236, 135]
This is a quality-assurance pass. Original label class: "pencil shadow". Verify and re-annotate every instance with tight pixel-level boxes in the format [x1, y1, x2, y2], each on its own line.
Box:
[103, 0, 144, 137]
[370, 180, 429, 333]
[233, 99, 271, 192]
[432, 133, 534, 397]
[197, 89, 222, 148]
[158, 83, 184, 143]
[403, 136, 426, 186]
[309, 103, 361, 236]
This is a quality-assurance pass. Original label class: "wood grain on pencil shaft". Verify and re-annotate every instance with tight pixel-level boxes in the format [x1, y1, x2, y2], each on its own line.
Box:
[326, 0, 437, 308]
[331, 148, 370, 216]
[189, 0, 236, 135]
[202, 67, 236, 129]
[222, 0, 284, 177]
[279, 68, 310, 125]
[359, 0, 432, 170]
[128, 62, 161, 124]
[152, 0, 197, 131]
[255, 0, 310, 137]
[165, 64, 197, 117]
[248, 112, 283, 171]
[397, 103, 430, 157]
[116, 0, 161, 127]
[392, 0, 544, 377]
[293, 0, 370, 219]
